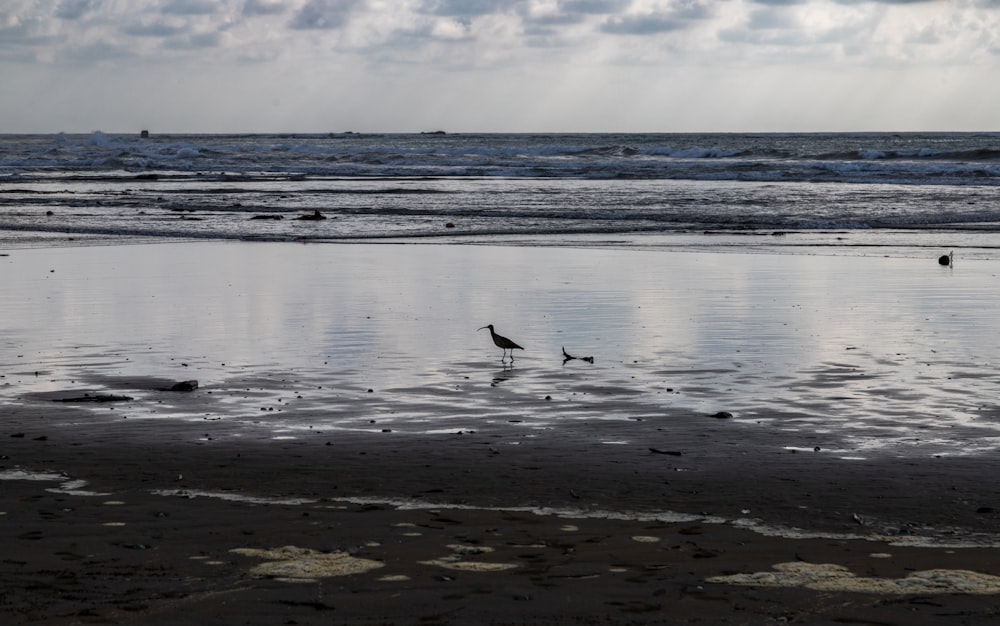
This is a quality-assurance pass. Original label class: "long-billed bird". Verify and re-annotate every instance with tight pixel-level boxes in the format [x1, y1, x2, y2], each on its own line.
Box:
[478, 324, 523, 362]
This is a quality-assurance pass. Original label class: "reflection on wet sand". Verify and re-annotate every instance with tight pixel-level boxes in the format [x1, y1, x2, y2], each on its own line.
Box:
[3, 242, 1000, 458]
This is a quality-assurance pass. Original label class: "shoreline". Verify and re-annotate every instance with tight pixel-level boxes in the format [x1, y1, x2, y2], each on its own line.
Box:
[0, 228, 996, 263]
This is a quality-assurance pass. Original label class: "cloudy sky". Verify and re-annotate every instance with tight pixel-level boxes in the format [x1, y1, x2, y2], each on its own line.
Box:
[3, 0, 1000, 133]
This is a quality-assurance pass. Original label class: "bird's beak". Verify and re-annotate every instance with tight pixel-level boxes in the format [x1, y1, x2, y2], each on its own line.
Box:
[477, 326, 488, 331]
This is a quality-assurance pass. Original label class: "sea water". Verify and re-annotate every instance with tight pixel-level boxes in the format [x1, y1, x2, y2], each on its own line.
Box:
[2, 132, 1000, 257]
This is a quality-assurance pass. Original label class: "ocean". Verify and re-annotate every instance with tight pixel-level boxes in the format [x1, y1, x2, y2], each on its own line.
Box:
[2, 131, 1000, 256]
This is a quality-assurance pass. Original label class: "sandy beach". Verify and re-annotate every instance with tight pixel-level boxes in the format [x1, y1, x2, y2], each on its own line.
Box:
[3, 241, 1000, 624]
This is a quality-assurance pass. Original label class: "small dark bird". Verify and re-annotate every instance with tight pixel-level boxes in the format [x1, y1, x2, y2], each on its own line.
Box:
[562, 347, 594, 364]
[478, 324, 523, 362]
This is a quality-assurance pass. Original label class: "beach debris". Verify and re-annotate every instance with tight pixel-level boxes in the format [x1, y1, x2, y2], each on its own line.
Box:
[478, 324, 523, 362]
[168, 380, 199, 392]
[295, 210, 327, 220]
[419, 544, 518, 573]
[562, 347, 594, 364]
[709, 411, 733, 420]
[938, 251, 954, 266]
[250, 214, 284, 220]
[649, 448, 683, 456]
[231, 545, 383, 582]
[707, 561, 1000, 594]
[55, 393, 133, 403]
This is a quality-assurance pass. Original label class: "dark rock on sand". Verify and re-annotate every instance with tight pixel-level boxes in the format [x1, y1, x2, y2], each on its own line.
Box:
[710, 411, 733, 419]
[169, 380, 199, 392]
[296, 210, 327, 221]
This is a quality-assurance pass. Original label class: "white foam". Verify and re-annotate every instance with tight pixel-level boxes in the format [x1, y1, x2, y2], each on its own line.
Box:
[151, 488, 317, 505]
[0, 469, 110, 496]
[327, 495, 1000, 548]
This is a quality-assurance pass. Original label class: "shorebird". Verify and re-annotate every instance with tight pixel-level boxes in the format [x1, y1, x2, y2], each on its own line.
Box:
[478, 324, 523, 362]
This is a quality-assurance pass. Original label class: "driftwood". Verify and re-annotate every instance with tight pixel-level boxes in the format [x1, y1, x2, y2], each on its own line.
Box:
[56, 394, 133, 403]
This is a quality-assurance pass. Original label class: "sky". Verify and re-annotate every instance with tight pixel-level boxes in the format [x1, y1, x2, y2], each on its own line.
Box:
[2, 0, 1000, 133]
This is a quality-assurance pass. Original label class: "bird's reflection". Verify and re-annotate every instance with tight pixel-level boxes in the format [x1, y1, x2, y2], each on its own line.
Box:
[490, 364, 517, 386]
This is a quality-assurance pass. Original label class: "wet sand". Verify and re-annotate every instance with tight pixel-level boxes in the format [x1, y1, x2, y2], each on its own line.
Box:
[3, 242, 1000, 624]
[5, 406, 1000, 625]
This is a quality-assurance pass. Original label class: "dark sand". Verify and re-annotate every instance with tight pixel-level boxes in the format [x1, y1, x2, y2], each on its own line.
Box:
[4, 398, 1000, 625]
[3, 243, 1000, 624]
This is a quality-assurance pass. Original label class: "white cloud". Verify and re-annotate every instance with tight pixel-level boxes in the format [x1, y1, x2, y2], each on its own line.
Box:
[2, 0, 1000, 131]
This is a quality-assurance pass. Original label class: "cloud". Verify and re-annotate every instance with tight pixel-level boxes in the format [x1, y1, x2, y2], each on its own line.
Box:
[834, 0, 935, 4]
[122, 20, 189, 38]
[163, 30, 223, 49]
[58, 39, 137, 63]
[290, 0, 366, 29]
[243, 0, 288, 16]
[600, 1, 714, 35]
[56, 0, 98, 20]
[600, 14, 692, 35]
[2, 0, 1000, 131]
[561, 0, 627, 13]
[161, 0, 217, 15]
[418, 0, 522, 18]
